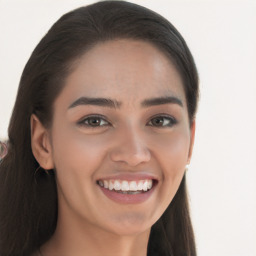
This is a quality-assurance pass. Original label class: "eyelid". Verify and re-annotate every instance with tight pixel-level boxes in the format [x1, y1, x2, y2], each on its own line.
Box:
[77, 114, 111, 128]
[77, 113, 177, 129]
[146, 114, 177, 127]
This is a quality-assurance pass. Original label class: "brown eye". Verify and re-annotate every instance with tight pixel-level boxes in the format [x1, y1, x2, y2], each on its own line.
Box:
[78, 115, 110, 128]
[148, 115, 177, 127]
[87, 117, 102, 126]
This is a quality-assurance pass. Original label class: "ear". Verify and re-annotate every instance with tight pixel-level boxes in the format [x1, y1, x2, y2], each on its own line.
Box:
[30, 114, 54, 170]
[187, 120, 196, 164]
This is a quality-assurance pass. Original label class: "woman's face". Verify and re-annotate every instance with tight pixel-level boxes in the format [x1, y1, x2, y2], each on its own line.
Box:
[47, 39, 195, 236]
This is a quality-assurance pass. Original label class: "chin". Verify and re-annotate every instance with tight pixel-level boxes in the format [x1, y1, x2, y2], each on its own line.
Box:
[103, 214, 153, 236]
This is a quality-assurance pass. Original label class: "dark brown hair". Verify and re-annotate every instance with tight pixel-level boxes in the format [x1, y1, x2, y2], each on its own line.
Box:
[0, 1, 199, 255]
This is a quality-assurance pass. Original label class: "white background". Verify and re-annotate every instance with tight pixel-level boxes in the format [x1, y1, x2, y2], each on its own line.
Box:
[0, 0, 255, 255]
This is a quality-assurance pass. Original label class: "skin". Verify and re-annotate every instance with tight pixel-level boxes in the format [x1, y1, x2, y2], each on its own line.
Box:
[31, 39, 195, 256]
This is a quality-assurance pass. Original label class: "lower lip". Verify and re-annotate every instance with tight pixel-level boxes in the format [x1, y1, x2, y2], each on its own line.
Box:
[98, 183, 156, 204]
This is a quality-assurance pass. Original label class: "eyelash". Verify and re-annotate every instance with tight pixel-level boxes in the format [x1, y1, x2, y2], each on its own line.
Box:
[77, 114, 177, 129]
[78, 115, 109, 128]
[148, 114, 177, 127]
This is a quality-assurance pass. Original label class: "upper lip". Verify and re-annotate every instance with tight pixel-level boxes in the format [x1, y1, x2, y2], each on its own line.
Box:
[96, 173, 159, 182]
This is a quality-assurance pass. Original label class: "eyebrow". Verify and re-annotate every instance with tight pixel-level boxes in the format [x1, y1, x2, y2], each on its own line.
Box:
[142, 96, 183, 108]
[68, 97, 121, 109]
[68, 96, 183, 109]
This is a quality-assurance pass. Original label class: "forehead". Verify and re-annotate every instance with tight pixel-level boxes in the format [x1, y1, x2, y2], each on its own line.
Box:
[56, 39, 186, 108]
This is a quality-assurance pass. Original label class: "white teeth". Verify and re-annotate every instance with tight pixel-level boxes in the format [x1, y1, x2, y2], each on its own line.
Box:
[103, 180, 108, 188]
[114, 180, 121, 190]
[147, 180, 153, 189]
[129, 181, 137, 191]
[109, 181, 114, 190]
[121, 181, 129, 191]
[137, 181, 143, 190]
[142, 181, 148, 191]
[98, 179, 154, 192]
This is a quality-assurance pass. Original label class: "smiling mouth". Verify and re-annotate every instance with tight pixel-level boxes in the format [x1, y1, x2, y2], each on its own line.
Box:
[96, 179, 158, 194]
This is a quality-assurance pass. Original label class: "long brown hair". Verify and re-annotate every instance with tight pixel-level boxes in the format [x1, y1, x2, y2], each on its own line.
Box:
[0, 1, 199, 255]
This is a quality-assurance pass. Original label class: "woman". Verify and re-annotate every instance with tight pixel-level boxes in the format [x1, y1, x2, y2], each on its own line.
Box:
[0, 1, 199, 255]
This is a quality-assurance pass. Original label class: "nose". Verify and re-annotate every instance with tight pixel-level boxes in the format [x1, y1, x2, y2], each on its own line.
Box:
[109, 128, 151, 167]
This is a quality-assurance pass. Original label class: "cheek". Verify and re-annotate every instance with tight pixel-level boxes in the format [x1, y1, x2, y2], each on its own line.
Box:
[50, 126, 111, 213]
[51, 125, 110, 181]
[151, 129, 190, 170]
[150, 129, 190, 198]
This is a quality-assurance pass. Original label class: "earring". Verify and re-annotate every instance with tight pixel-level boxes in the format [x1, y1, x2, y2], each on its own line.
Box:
[185, 164, 189, 172]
